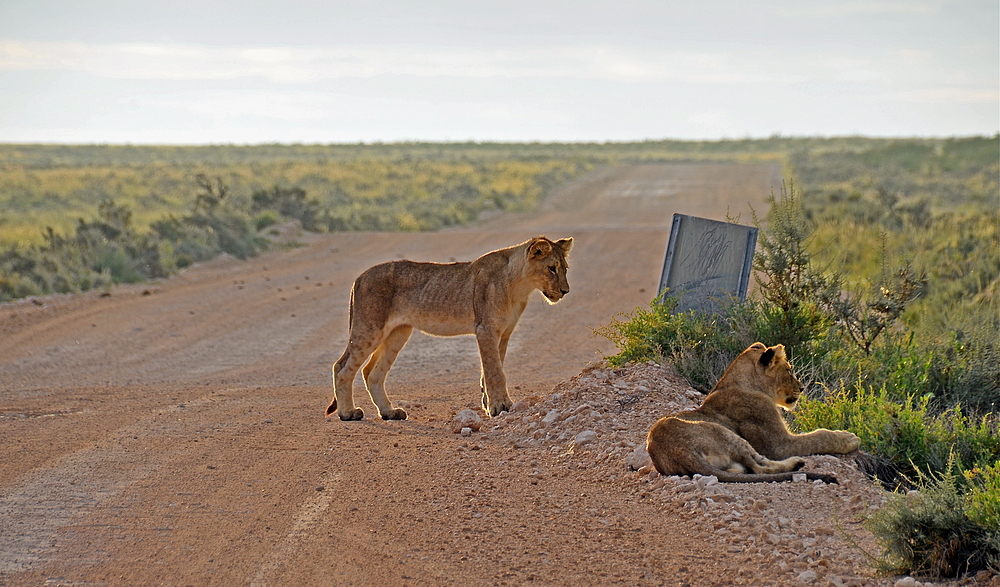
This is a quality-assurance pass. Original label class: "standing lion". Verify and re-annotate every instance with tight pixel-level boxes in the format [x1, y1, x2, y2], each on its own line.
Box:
[646, 342, 860, 483]
[326, 236, 572, 421]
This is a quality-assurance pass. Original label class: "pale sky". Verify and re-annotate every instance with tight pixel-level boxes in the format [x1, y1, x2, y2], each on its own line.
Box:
[1, 0, 997, 144]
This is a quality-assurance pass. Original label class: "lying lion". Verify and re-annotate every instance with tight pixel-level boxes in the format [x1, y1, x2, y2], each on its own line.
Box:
[326, 236, 573, 421]
[646, 342, 860, 483]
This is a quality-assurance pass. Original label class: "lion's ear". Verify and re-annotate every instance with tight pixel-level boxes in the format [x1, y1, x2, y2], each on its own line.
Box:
[749, 342, 767, 351]
[759, 347, 775, 367]
[528, 238, 552, 259]
[556, 237, 573, 255]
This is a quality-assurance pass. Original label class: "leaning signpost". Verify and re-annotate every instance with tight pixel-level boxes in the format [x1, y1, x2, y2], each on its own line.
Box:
[657, 213, 758, 313]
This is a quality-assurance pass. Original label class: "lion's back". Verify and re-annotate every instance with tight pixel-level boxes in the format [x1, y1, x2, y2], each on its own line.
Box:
[352, 259, 477, 336]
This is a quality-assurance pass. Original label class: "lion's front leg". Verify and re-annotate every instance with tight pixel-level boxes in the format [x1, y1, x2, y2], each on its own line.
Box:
[475, 326, 512, 417]
[767, 429, 861, 460]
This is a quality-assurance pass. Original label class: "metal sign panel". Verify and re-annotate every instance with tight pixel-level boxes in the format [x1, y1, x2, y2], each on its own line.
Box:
[658, 213, 758, 313]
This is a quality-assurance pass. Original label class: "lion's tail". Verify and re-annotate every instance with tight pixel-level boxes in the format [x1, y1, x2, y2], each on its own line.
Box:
[710, 469, 838, 484]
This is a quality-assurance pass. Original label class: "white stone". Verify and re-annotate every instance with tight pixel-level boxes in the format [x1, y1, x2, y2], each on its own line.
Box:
[894, 578, 918, 587]
[574, 430, 598, 445]
[792, 473, 807, 483]
[541, 409, 560, 425]
[450, 409, 483, 433]
[460, 427, 472, 437]
[695, 475, 719, 488]
[626, 445, 651, 470]
[796, 569, 818, 584]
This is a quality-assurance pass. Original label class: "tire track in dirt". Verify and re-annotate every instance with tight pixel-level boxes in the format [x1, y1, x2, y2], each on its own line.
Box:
[248, 471, 343, 587]
[0, 391, 240, 574]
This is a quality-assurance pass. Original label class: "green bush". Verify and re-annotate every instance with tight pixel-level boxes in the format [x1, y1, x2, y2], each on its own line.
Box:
[866, 464, 1000, 578]
[967, 463, 1000, 530]
[792, 384, 999, 482]
[0, 181, 269, 301]
[594, 296, 751, 391]
[253, 210, 281, 232]
[250, 186, 323, 231]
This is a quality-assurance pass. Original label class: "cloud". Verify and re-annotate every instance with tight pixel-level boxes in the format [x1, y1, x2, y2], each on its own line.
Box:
[774, 1, 937, 17]
[893, 88, 1000, 104]
[0, 39, 803, 85]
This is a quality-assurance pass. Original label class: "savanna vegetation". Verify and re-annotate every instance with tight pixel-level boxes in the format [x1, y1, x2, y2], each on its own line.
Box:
[0, 145, 592, 300]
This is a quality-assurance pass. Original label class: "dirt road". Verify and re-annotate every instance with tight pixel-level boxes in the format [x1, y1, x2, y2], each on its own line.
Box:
[2, 163, 910, 586]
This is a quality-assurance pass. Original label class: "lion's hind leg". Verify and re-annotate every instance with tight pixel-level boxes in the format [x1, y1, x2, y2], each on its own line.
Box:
[329, 343, 372, 420]
[328, 327, 386, 421]
[362, 325, 412, 420]
[720, 430, 806, 474]
[753, 453, 806, 474]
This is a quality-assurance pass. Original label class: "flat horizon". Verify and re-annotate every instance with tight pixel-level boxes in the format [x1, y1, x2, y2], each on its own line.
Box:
[1, 133, 997, 148]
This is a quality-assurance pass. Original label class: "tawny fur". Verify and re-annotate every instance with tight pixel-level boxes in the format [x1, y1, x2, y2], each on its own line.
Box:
[646, 343, 860, 483]
[326, 236, 573, 421]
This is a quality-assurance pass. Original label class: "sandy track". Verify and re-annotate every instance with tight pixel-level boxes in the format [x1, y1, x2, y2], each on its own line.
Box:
[0, 162, 913, 586]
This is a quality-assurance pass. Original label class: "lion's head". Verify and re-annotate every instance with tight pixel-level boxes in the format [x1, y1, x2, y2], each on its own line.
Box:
[732, 342, 804, 410]
[525, 236, 573, 304]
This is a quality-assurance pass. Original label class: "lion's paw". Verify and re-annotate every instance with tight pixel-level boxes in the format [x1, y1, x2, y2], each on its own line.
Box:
[839, 431, 861, 453]
[380, 408, 407, 421]
[338, 408, 364, 421]
[486, 398, 512, 418]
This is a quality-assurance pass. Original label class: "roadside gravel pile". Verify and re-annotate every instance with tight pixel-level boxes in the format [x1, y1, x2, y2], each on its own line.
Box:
[453, 361, 958, 587]
[487, 360, 702, 463]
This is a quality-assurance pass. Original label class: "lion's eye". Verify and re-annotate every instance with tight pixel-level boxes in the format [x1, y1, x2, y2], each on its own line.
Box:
[549, 266, 557, 274]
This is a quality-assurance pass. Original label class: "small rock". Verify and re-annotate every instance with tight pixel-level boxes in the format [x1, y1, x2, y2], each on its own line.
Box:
[461, 427, 472, 437]
[542, 410, 560, 425]
[509, 397, 539, 412]
[695, 474, 718, 488]
[451, 409, 483, 433]
[792, 473, 807, 483]
[674, 481, 697, 493]
[574, 430, 597, 445]
[894, 577, 918, 587]
[626, 445, 652, 470]
[796, 569, 818, 584]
